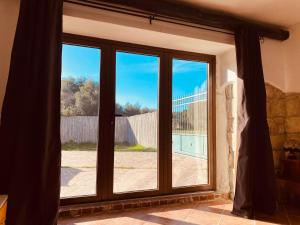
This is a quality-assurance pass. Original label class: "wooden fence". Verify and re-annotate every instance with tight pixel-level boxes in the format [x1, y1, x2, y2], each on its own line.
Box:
[61, 116, 99, 144]
[61, 90, 208, 151]
[61, 112, 158, 148]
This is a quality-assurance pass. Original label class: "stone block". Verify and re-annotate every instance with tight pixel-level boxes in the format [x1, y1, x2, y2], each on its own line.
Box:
[227, 117, 234, 133]
[225, 84, 234, 99]
[286, 133, 300, 143]
[266, 102, 271, 116]
[227, 132, 233, 147]
[269, 99, 286, 117]
[267, 117, 285, 135]
[226, 99, 233, 117]
[265, 83, 285, 100]
[273, 150, 281, 169]
[270, 135, 286, 150]
[286, 117, 300, 133]
[285, 94, 300, 117]
[228, 150, 234, 169]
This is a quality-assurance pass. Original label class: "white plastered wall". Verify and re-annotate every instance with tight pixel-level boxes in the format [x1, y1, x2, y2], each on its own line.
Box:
[261, 38, 286, 91]
[283, 22, 300, 93]
[261, 23, 300, 94]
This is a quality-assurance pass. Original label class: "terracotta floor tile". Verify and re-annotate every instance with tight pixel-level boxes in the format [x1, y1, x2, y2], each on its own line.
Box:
[180, 200, 226, 225]
[220, 215, 254, 225]
[195, 200, 226, 214]
[58, 201, 297, 225]
[141, 215, 186, 225]
[220, 207, 254, 225]
[68, 216, 146, 225]
[184, 215, 221, 225]
[157, 208, 192, 220]
[139, 205, 194, 225]
[184, 209, 223, 225]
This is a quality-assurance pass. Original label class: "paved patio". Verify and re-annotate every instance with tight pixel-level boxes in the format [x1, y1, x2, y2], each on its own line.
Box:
[61, 151, 208, 198]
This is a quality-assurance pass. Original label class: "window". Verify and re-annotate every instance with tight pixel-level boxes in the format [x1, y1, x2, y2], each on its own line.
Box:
[113, 51, 159, 193]
[60, 34, 215, 205]
[172, 59, 208, 187]
[60, 44, 100, 198]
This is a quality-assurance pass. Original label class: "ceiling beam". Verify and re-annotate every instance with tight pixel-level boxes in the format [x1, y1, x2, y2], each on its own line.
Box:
[92, 0, 289, 41]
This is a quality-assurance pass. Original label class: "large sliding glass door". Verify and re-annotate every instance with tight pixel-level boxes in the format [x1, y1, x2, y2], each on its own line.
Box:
[60, 44, 101, 198]
[113, 51, 159, 193]
[172, 59, 209, 188]
[60, 34, 215, 205]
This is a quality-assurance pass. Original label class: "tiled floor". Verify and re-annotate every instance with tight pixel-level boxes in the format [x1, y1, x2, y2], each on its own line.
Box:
[58, 200, 300, 225]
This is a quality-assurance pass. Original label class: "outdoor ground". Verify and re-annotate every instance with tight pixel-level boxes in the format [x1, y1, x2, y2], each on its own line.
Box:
[61, 147, 208, 198]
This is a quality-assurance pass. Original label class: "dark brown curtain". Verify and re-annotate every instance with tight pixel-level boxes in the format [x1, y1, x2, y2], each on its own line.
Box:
[232, 26, 277, 218]
[0, 0, 62, 224]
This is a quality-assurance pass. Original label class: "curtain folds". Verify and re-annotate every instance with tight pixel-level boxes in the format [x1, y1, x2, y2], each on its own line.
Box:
[0, 0, 62, 224]
[232, 26, 277, 218]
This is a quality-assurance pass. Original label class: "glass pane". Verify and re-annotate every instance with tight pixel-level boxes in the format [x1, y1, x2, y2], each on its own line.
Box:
[172, 58, 208, 187]
[114, 51, 159, 193]
[60, 44, 100, 198]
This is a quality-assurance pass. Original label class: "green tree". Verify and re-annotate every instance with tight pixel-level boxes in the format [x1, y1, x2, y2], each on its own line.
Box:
[61, 78, 79, 116]
[123, 103, 141, 116]
[61, 78, 99, 116]
[115, 103, 124, 116]
[75, 80, 99, 116]
[61, 78, 155, 117]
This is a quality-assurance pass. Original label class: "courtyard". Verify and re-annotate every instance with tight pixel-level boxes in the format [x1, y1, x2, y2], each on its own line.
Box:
[61, 150, 208, 198]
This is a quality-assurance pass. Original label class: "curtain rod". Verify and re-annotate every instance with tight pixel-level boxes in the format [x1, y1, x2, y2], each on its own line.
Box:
[64, 0, 234, 36]
[66, 0, 289, 40]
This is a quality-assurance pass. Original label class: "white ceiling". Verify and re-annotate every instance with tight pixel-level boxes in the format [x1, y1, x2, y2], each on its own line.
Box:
[64, 3, 235, 55]
[173, 0, 300, 28]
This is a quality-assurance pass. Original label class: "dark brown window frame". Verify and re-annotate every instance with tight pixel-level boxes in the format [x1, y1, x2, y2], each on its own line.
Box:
[60, 33, 216, 206]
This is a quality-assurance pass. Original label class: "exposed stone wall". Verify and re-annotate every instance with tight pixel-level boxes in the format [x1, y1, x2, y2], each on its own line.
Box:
[216, 85, 231, 194]
[266, 83, 300, 171]
[225, 83, 236, 197]
[285, 93, 300, 143]
[266, 84, 286, 170]
[219, 82, 299, 196]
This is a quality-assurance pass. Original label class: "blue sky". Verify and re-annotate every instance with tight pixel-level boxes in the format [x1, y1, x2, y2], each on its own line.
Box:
[62, 44, 207, 109]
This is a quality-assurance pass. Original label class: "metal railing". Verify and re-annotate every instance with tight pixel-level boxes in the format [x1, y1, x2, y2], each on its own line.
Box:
[172, 90, 207, 134]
